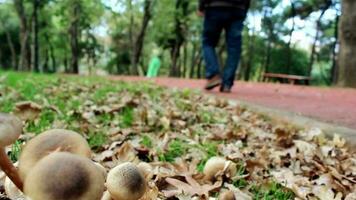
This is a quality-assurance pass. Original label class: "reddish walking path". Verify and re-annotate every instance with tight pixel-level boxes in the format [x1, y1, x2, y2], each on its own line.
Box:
[111, 76, 356, 130]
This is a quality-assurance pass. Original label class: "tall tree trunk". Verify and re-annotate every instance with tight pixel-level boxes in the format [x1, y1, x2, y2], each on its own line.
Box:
[5, 30, 17, 70]
[46, 35, 56, 72]
[308, 1, 331, 76]
[31, 0, 40, 72]
[286, 1, 296, 74]
[263, 8, 273, 74]
[337, 0, 356, 88]
[170, 0, 188, 77]
[245, 32, 255, 81]
[189, 43, 198, 78]
[182, 42, 188, 78]
[69, 2, 80, 74]
[128, 0, 135, 75]
[197, 56, 203, 79]
[131, 0, 152, 76]
[43, 49, 49, 73]
[14, 0, 30, 71]
[331, 14, 339, 84]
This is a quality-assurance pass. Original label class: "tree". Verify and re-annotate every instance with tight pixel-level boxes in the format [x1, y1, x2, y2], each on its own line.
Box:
[130, 0, 154, 75]
[337, 0, 356, 87]
[13, 0, 30, 71]
[0, 3, 18, 70]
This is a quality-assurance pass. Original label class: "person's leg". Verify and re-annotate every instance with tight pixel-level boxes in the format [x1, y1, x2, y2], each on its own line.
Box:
[203, 9, 224, 81]
[222, 16, 245, 91]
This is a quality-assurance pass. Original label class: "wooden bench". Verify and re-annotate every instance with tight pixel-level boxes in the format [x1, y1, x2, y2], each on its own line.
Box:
[263, 73, 312, 85]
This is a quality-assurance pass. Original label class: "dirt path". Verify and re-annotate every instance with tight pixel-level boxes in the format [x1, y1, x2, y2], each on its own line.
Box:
[110, 76, 356, 130]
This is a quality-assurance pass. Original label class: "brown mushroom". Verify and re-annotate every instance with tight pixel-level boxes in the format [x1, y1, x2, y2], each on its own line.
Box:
[24, 152, 105, 200]
[219, 190, 236, 200]
[18, 129, 91, 180]
[203, 157, 237, 181]
[0, 113, 23, 191]
[106, 162, 146, 200]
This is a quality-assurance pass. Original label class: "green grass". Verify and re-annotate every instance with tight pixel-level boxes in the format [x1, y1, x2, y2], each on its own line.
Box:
[159, 139, 187, 162]
[196, 141, 219, 172]
[120, 107, 134, 128]
[88, 132, 108, 150]
[250, 182, 295, 200]
[9, 140, 22, 162]
[233, 164, 248, 189]
[140, 135, 153, 148]
[26, 109, 56, 134]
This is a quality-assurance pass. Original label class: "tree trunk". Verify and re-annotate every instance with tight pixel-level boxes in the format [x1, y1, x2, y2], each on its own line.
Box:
[308, 1, 331, 76]
[69, 2, 80, 74]
[31, 0, 40, 72]
[170, 0, 189, 77]
[245, 32, 255, 81]
[337, 0, 356, 88]
[131, 0, 152, 76]
[5, 30, 17, 70]
[331, 14, 339, 84]
[47, 36, 56, 72]
[286, 2, 296, 74]
[14, 0, 30, 71]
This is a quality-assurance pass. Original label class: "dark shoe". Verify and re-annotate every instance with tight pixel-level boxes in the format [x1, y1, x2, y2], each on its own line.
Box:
[205, 75, 222, 90]
[220, 85, 232, 93]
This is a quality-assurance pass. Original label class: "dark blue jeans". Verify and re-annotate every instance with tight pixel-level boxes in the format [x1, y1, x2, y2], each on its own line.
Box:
[203, 7, 246, 88]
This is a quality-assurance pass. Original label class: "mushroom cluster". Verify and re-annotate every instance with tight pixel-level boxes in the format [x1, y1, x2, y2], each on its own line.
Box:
[0, 113, 23, 190]
[1, 113, 148, 200]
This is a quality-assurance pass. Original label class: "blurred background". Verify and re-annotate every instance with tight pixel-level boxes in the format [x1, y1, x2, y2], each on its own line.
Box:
[0, 0, 353, 87]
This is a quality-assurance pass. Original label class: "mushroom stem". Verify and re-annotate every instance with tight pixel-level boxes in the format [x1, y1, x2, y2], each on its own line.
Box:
[0, 147, 23, 191]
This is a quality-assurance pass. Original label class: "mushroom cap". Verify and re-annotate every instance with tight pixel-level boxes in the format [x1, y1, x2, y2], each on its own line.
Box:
[18, 129, 91, 180]
[219, 190, 236, 200]
[203, 157, 237, 181]
[24, 152, 105, 200]
[0, 113, 22, 147]
[106, 162, 146, 200]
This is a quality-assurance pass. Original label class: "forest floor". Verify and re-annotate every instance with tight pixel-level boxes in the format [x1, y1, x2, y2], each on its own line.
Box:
[0, 72, 355, 200]
[112, 76, 356, 130]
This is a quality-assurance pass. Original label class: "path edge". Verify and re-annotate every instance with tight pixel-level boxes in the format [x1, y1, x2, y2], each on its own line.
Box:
[231, 100, 356, 147]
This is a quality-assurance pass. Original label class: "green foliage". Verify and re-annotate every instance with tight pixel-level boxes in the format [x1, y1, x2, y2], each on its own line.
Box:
[233, 164, 248, 189]
[140, 134, 153, 148]
[88, 132, 108, 149]
[120, 107, 134, 128]
[10, 140, 22, 162]
[250, 182, 295, 200]
[26, 109, 56, 134]
[159, 139, 187, 162]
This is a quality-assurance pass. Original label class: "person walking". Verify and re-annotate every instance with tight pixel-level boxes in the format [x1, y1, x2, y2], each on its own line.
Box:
[146, 49, 162, 78]
[199, 0, 250, 93]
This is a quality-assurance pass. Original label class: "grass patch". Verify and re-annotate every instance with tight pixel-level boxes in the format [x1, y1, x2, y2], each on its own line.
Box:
[120, 107, 134, 128]
[9, 140, 22, 162]
[140, 135, 153, 148]
[196, 141, 219, 172]
[250, 182, 295, 200]
[26, 109, 56, 134]
[159, 139, 187, 162]
[88, 132, 108, 149]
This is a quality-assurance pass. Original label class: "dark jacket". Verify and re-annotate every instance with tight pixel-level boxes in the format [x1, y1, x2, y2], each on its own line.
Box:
[199, 0, 251, 12]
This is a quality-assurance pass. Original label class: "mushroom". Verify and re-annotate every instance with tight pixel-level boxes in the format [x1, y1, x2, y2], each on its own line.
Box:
[137, 162, 153, 180]
[24, 152, 105, 200]
[18, 129, 91, 180]
[219, 190, 235, 200]
[94, 162, 108, 178]
[203, 157, 237, 181]
[0, 113, 23, 191]
[106, 162, 146, 200]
